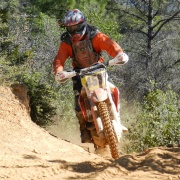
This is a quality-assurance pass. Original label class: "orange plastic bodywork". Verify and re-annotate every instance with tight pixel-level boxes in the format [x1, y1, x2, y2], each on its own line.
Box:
[78, 87, 120, 121]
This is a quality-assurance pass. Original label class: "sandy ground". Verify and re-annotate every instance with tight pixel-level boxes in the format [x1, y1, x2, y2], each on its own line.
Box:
[0, 85, 179, 180]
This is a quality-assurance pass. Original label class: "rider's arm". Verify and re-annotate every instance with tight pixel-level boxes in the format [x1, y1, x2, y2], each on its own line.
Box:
[92, 32, 128, 65]
[92, 32, 123, 58]
[53, 42, 72, 74]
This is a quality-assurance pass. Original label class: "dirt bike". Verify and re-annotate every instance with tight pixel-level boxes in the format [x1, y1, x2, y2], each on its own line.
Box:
[58, 62, 125, 159]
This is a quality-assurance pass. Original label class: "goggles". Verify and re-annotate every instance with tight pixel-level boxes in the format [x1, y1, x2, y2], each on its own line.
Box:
[66, 23, 85, 34]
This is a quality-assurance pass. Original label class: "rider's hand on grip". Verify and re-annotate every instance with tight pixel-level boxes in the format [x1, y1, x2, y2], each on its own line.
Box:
[55, 71, 76, 83]
[109, 52, 129, 66]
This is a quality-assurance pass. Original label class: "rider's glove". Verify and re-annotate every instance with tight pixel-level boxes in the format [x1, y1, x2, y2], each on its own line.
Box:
[55, 71, 76, 83]
[109, 52, 129, 66]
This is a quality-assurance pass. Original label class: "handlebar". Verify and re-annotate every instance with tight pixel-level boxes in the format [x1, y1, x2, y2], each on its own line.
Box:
[56, 53, 128, 83]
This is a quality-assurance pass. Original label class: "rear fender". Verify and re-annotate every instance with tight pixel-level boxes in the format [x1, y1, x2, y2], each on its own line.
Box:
[110, 86, 120, 113]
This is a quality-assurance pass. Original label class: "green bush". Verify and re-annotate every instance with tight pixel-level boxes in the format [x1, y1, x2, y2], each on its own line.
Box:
[124, 88, 180, 153]
[22, 72, 57, 126]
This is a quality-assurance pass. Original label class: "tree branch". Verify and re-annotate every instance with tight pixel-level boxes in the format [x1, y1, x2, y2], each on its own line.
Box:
[120, 9, 147, 23]
[130, 0, 146, 17]
[106, 6, 147, 23]
[152, 10, 180, 39]
[137, 29, 148, 37]
[152, 18, 169, 29]
[153, 9, 160, 18]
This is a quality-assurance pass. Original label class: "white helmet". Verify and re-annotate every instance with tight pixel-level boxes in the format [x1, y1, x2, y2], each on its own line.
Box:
[63, 9, 87, 41]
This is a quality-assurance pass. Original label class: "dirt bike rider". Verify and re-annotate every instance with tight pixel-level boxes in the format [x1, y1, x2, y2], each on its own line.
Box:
[53, 9, 129, 143]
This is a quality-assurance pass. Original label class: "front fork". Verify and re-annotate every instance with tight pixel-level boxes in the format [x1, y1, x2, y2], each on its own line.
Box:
[91, 82, 122, 141]
[79, 82, 122, 142]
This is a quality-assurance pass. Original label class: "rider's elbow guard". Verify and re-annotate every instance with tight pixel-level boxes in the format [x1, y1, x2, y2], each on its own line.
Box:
[121, 52, 129, 64]
[109, 52, 129, 66]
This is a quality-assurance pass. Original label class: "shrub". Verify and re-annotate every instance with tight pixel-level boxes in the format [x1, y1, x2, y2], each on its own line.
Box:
[22, 72, 57, 126]
[124, 88, 180, 153]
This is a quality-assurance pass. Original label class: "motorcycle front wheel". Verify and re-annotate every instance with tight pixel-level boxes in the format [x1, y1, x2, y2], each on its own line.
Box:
[98, 102, 119, 159]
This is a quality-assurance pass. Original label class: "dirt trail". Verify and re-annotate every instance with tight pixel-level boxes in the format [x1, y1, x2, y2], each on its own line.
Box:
[0, 85, 179, 180]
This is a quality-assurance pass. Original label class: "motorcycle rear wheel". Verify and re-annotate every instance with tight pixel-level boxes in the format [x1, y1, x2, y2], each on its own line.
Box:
[98, 102, 119, 159]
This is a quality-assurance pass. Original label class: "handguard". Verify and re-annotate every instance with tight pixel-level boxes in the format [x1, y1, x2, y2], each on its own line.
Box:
[109, 52, 129, 66]
[55, 71, 76, 83]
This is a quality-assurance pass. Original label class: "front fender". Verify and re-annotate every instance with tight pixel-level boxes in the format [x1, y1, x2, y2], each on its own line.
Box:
[91, 88, 108, 102]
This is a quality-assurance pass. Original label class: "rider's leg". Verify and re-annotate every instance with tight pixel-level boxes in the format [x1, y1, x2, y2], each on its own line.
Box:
[75, 110, 92, 143]
[72, 75, 92, 143]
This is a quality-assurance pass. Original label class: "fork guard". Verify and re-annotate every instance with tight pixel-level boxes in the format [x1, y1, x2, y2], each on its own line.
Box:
[91, 88, 108, 102]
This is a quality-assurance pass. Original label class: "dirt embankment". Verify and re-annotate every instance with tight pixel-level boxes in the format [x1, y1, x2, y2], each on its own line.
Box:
[0, 85, 179, 180]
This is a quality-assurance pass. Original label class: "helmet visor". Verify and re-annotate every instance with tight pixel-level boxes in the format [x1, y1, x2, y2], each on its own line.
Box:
[66, 23, 84, 34]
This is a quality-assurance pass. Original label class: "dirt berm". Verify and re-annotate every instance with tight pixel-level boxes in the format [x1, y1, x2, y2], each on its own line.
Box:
[0, 85, 179, 180]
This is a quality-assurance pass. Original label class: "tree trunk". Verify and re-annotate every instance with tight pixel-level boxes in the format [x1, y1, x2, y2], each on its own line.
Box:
[147, 0, 153, 71]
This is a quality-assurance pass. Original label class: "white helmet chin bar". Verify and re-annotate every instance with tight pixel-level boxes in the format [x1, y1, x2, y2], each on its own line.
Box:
[70, 24, 87, 41]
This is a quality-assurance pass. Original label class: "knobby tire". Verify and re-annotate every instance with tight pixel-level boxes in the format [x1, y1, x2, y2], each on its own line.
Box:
[98, 102, 119, 159]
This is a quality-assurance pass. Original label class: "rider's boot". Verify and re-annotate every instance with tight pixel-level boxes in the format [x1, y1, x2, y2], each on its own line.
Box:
[76, 111, 92, 143]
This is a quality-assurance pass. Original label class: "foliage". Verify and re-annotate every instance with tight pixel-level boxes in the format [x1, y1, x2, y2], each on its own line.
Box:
[0, 1, 60, 126]
[22, 72, 57, 126]
[105, 0, 180, 100]
[1, 0, 180, 152]
[124, 86, 180, 153]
